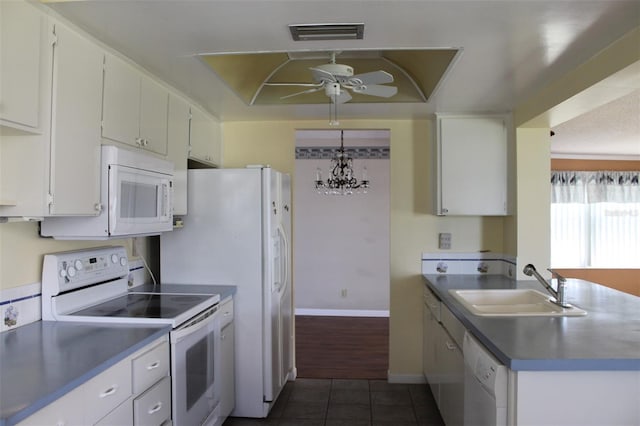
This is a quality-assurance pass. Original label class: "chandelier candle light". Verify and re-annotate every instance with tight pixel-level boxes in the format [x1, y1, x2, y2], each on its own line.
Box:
[315, 130, 370, 195]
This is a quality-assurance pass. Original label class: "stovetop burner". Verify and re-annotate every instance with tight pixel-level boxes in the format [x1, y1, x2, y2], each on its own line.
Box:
[72, 293, 213, 319]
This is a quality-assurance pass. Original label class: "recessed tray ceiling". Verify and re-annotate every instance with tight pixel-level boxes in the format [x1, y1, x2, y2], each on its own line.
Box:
[200, 49, 459, 105]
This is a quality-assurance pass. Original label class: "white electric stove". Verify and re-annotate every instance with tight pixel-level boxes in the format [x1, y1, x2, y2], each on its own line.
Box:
[41, 246, 223, 426]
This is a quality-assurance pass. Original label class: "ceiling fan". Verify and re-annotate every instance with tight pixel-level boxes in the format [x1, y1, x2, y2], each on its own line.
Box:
[263, 52, 398, 104]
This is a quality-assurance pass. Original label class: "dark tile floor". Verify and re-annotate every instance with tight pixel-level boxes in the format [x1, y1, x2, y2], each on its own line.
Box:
[223, 378, 445, 426]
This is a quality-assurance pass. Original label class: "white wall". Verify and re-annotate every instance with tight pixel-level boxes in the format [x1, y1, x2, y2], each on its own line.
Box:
[293, 130, 390, 313]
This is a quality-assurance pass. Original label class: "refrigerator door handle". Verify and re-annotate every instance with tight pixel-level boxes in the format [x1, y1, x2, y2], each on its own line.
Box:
[276, 224, 289, 294]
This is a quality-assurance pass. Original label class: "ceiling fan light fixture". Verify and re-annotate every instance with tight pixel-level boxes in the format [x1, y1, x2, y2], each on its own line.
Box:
[289, 23, 364, 41]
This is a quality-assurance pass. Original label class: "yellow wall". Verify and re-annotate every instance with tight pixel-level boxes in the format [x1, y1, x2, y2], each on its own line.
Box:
[0, 221, 139, 289]
[223, 118, 506, 378]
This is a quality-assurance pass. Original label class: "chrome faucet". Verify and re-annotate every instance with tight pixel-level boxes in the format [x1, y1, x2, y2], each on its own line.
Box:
[522, 264, 572, 308]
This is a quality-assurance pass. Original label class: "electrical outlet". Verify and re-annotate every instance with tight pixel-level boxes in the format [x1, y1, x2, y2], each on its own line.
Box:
[439, 233, 452, 249]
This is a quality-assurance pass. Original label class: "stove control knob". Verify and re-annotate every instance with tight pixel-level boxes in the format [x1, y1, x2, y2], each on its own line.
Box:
[67, 266, 77, 278]
[59, 268, 67, 278]
[74, 260, 83, 271]
[120, 257, 127, 267]
[111, 254, 119, 264]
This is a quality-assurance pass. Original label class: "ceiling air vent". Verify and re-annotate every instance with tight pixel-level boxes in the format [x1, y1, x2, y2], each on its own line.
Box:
[289, 23, 364, 41]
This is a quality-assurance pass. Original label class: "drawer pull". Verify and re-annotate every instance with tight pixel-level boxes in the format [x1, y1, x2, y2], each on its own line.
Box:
[148, 402, 163, 415]
[146, 361, 161, 370]
[99, 385, 118, 398]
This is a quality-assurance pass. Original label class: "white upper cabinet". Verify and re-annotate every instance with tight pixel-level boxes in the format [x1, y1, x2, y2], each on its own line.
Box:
[49, 21, 103, 215]
[189, 104, 222, 167]
[434, 115, 509, 216]
[167, 94, 190, 216]
[0, 9, 103, 218]
[102, 54, 168, 156]
[0, 0, 47, 133]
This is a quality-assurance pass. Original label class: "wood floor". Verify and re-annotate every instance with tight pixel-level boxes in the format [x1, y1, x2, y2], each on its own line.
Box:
[295, 315, 389, 379]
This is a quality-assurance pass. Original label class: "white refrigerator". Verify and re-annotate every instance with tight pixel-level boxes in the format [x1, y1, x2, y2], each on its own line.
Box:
[160, 167, 293, 418]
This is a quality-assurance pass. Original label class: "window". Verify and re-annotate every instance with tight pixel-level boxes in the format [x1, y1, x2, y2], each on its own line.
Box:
[550, 171, 640, 268]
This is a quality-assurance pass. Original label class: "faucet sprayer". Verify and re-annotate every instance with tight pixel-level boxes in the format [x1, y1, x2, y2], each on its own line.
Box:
[523, 264, 572, 308]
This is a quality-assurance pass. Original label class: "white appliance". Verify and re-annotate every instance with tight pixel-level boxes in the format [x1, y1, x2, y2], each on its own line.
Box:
[160, 167, 293, 418]
[41, 246, 222, 426]
[40, 145, 173, 239]
[463, 331, 508, 426]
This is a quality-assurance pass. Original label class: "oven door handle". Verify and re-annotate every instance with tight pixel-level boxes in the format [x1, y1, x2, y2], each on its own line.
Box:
[171, 306, 218, 344]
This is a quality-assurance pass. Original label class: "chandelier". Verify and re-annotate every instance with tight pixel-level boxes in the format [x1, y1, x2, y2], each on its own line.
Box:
[315, 130, 370, 195]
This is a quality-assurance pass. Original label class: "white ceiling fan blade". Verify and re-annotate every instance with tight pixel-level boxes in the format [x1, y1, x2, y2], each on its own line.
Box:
[354, 84, 398, 98]
[280, 86, 324, 100]
[349, 70, 394, 85]
[264, 82, 324, 87]
[310, 67, 337, 83]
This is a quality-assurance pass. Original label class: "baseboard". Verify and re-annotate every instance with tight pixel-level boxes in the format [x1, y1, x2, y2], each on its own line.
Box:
[387, 371, 427, 384]
[295, 308, 390, 317]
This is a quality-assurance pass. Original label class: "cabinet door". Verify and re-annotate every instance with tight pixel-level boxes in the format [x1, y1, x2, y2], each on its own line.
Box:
[49, 22, 103, 215]
[139, 76, 168, 156]
[102, 54, 141, 147]
[422, 303, 439, 402]
[95, 400, 133, 426]
[189, 105, 221, 166]
[0, 0, 45, 132]
[167, 94, 190, 215]
[220, 321, 235, 420]
[16, 387, 85, 426]
[438, 327, 464, 426]
[436, 116, 507, 216]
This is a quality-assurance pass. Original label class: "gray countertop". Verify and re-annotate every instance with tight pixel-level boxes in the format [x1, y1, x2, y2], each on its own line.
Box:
[0, 321, 170, 426]
[423, 274, 640, 371]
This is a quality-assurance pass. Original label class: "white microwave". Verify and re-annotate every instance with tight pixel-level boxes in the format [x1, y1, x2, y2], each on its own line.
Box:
[41, 146, 173, 239]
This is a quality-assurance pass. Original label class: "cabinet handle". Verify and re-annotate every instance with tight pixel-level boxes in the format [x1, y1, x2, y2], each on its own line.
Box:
[99, 384, 118, 398]
[146, 361, 160, 370]
[445, 341, 457, 351]
[148, 402, 163, 415]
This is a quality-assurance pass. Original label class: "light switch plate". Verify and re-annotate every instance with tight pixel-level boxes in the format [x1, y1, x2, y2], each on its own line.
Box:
[439, 233, 452, 249]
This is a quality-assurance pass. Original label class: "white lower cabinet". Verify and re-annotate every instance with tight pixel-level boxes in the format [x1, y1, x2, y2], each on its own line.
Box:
[133, 376, 171, 426]
[422, 286, 465, 426]
[219, 297, 235, 423]
[96, 398, 134, 426]
[17, 336, 170, 426]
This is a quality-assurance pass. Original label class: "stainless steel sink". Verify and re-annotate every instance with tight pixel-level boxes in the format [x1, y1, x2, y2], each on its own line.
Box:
[449, 289, 587, 317]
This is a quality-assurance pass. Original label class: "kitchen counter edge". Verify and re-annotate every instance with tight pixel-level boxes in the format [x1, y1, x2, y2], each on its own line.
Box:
[423, 274, 640, 372]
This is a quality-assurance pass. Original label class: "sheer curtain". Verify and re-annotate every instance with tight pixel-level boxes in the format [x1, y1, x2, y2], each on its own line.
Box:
[550, 171, 640, 268]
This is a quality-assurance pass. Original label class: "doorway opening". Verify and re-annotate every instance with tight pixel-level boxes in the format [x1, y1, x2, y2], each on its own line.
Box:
[293, 129, 390, 379]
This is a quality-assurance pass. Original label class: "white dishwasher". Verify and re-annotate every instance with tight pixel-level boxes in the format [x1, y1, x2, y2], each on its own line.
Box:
[463, 331, 508, 426]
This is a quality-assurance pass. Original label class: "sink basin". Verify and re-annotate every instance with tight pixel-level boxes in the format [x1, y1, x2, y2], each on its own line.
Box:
[449, 289, 587, 317]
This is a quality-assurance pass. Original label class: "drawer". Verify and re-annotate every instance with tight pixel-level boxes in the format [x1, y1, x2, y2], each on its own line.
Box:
[133, 376, 171, 426]
[16, 387, 84, 426]
[95, 399, 133, 426]
[219, 297, 234, 327]
[84, 359, 133, 425]
[132, 341, 170, 394]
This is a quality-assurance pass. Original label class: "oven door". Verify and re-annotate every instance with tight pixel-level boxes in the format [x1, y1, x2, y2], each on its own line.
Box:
[170, 305, 220, 426]
[108, 164, 172, 236]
